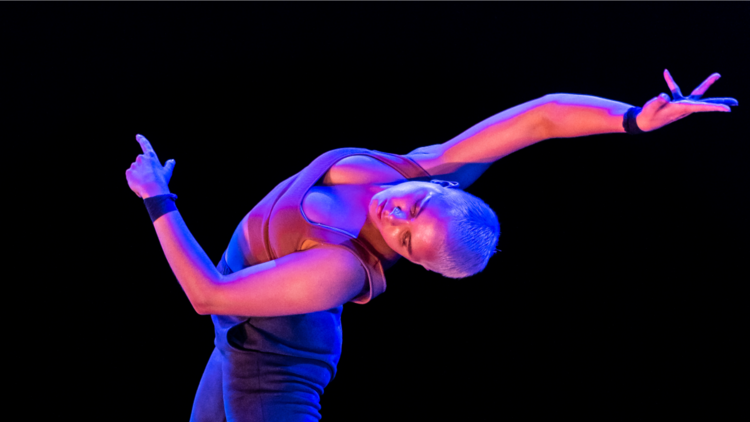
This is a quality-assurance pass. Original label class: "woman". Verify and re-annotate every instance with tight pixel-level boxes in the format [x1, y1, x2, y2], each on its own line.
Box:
[126, 70, 735, 422]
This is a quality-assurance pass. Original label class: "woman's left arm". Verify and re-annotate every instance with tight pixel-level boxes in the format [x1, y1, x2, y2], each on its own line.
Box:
[409, 70, 737, 188]
[544, 70, 735, 138]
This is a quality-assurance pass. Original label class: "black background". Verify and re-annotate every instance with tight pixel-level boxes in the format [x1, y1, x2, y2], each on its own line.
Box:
[5, 3, 748, 420]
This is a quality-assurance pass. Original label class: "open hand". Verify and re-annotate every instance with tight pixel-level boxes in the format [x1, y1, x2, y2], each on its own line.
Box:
[126, 134, 175, 198]
[636, 70, 738, 132]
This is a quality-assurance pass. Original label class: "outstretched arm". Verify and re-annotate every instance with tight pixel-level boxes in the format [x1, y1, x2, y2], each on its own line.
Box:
[126, 135, 366, 317]
[409, 70, 737, 188]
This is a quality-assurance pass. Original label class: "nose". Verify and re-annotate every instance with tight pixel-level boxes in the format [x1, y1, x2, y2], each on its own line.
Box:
[387, 206, 408, 225]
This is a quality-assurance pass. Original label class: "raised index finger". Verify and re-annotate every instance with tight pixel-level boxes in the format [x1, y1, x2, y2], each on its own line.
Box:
[663, 69, 684, 99]
[136, 134, 157, 157]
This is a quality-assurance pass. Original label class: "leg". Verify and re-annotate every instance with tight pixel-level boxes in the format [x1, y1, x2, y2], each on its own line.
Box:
[190, 347, 227, 422]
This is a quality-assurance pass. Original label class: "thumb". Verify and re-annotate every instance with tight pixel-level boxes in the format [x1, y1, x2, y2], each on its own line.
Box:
[643, 93, 671, 111]
[164, 159, 176, 179]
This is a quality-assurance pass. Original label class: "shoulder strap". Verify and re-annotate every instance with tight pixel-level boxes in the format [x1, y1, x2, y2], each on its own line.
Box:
[363, 149, 431, 180]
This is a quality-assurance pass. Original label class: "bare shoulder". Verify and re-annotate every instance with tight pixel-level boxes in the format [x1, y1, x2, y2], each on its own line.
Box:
[322, 145, 449, 185]
[323, 154, 406, 185]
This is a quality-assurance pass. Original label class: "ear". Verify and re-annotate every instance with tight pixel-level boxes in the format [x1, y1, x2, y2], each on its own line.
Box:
[429, 179, 460, 189]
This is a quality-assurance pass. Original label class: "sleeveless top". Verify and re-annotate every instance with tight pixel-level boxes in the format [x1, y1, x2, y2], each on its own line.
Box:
[212, 148, 430, 378]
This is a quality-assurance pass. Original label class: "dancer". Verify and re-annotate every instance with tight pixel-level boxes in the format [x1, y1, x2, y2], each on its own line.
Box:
[126, 70, 735, 422]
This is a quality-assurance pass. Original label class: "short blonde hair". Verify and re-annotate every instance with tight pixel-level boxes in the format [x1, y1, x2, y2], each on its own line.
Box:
[426, 189, 500, 279]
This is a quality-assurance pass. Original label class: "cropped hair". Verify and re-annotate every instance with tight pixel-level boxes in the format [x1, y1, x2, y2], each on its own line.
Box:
[426, 188, 500, 279]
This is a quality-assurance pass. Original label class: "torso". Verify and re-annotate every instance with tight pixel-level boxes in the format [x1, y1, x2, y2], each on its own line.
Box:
[300, 185, 370, 238]
[302, 155, 412, 231]
[226, 154, 413, 271]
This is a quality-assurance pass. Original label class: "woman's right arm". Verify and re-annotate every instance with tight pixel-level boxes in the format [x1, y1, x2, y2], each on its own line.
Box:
[127, 135, 367, 317]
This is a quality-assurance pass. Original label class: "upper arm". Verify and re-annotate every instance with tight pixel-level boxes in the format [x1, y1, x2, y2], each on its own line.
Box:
[200, 246, 367, 317]
[405, 144, 492, 189]
[406, 96, 554, 188]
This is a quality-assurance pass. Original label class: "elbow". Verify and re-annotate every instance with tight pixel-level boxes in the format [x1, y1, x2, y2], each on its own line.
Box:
[535, 97, 560, 140]
[539, 94, 567, 118]
[538, 94, 589, 138]
[541, 93, 572, 104]
[541, 93, 561, 102]
[193, 302, 212, 316]
[191, 288, 220, 315]
[188, 283, 218, 316]
[539, 93, 564, 109]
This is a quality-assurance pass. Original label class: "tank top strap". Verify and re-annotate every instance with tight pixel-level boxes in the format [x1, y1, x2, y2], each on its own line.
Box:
[267, 148, 431, 303]
[363, 149, 431, 180]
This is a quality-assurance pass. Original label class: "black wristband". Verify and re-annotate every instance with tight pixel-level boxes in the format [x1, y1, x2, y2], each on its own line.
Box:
[623, 107, 645, 134]
[144, 193, 178, 223]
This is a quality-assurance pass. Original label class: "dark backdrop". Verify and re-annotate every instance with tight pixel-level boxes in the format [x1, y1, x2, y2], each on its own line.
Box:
[5, 3, 748, 420]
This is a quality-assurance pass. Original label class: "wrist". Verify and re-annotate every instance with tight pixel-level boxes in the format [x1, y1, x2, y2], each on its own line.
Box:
[144, 193, 178, 222]
[141, 185, 171, 199]
[623, 107, 645, 134]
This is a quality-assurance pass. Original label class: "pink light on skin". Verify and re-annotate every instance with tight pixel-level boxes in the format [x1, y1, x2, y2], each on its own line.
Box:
[367, 182, 450, 269]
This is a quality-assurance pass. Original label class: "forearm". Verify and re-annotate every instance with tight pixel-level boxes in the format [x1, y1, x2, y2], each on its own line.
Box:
[151, 209, 223, 313]
[442, 94, 633, 164]
[543, 93, 633, 138]
[151, 208, 368, 317]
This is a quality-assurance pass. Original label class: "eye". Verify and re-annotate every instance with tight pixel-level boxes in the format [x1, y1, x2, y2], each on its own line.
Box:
[411, 203, 418, 217]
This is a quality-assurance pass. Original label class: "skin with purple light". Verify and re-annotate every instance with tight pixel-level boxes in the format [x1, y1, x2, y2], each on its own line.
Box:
[126, 69, 736, 318]
[369, 181, 450, 271]
[127, 69, 737, 419]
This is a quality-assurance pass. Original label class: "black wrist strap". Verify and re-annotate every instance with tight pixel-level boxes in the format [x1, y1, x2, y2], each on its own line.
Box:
[144, 193, 178, 223]
[623, 107, 644, 134]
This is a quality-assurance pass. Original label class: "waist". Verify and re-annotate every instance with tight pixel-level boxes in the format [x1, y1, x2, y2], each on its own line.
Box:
[213, 251, 344, 378]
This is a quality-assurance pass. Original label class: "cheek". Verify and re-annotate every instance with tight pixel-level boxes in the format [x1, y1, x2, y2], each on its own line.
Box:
[378, 226, 402, 250]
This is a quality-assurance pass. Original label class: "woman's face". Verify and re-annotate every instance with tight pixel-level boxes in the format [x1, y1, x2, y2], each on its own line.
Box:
[369, 181, 452, 270]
